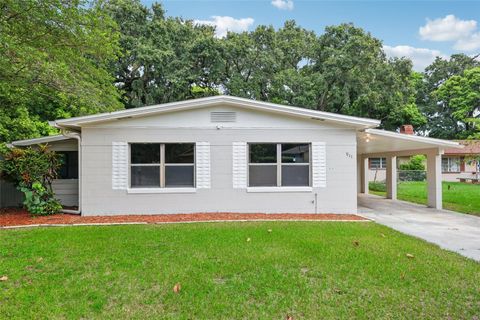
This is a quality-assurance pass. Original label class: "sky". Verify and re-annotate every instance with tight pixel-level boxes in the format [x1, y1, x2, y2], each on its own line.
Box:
[142, 0, 480, 71]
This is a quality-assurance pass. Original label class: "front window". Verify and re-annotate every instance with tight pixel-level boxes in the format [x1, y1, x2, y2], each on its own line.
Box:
[130, 143, 195, 188]
[248, 143, 310, 187]
[370, 157, 386, 169]
[442, 157, 460, 173]
[58, 151, 79, 179]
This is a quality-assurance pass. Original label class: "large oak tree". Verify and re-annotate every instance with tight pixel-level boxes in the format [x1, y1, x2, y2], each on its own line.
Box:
[0, 0, 122, 142]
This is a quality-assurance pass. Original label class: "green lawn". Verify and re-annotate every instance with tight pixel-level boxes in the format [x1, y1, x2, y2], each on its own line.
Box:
[369, 181, 480, 215]
[1, 222, 479, 319]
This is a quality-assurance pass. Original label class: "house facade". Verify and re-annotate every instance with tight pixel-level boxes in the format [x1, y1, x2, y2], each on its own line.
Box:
[7, 96, 460, 215]
[442, 140, 480, 182]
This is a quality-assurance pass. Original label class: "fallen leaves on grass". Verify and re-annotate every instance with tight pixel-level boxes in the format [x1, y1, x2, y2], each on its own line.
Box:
[286, 315, 293, 320]
[246, 237, 251, 242]
[213, 277, 226, 285]
[173, 283, 181, 293]
[300, 267, 309, 275]
[380, 233, 386, 238]
[352, 240, 360, 247]
[406, 253, 415, 259]
[267, 229, 272, 233]
[0, 275, 8, 281]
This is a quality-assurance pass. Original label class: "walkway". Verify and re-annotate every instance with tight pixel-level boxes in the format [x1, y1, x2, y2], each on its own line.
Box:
[358, 194, 480, 262]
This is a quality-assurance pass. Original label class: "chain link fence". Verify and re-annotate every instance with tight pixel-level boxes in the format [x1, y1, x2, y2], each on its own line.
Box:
[398, 170, 426, 182]
[369, 170, 426, 194]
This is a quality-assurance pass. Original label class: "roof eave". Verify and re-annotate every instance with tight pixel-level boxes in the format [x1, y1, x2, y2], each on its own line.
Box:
[11, 135, 71, 147]
[52, 96, 381, 129]
[365, 129, 463, 148]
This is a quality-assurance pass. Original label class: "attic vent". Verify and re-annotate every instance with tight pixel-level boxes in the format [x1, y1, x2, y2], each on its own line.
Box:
[210, 111, 237, 123]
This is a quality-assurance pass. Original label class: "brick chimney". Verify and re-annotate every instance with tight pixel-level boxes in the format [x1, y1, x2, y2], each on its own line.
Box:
[400, 125, 414, 135]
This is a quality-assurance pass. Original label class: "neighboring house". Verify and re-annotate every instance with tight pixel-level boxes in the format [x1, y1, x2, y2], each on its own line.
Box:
[442, 140, 480, 182]
[6, 96, 460, 215]
[368, 140, 480, 182]
[368, 156, 413, 182]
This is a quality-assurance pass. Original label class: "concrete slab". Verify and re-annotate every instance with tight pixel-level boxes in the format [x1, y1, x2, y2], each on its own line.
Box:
[358, 194, 480, 262]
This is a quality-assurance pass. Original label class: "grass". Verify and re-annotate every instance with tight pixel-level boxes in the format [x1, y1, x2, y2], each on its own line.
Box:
[369, 181, 480, 215]
[1, 222, 480, 319]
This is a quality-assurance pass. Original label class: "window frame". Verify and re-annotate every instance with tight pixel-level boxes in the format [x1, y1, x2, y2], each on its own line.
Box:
[247, 143, 311, 188]
[369, 157, 386, 170]
[57, 151, 79, 179]
[129, 143, 196, 189]
[442, 156, 461, 173]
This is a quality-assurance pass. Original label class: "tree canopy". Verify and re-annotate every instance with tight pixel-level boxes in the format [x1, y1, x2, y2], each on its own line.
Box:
[434, 67, 480, 139]
[416, 54, 480, 139]
[0, 0, 122, 142]
[1, 0, 478, 143]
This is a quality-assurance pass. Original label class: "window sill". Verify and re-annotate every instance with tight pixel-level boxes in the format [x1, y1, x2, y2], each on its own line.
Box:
[127, 188, 197, 194]
[246, 187, 313, 193]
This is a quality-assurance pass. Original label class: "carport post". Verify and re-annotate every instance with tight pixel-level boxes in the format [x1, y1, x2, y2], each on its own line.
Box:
[427, 149, 442, 210]
[386, 155, 397, 200]
[360, 156, 369, 194]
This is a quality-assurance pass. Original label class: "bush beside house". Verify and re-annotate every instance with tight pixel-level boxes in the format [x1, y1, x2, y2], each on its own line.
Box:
[0, 145, 62, 215]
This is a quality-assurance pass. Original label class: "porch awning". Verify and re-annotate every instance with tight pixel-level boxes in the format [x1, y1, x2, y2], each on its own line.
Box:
[357, 129, 462, 155]
[10, 135, 72, 147]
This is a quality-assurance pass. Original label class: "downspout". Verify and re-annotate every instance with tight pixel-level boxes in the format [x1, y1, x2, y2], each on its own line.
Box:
[60, 129, 82, 215]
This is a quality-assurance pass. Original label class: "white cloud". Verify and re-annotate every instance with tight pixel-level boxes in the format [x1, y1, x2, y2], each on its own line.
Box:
[194, 16, 254, 38]
[418, 14, 480, 52]
[454, 32, 480, 51]
[271, 0, 294, 10]
[419, 15, 477, 41]
[383, 45, 447, 71]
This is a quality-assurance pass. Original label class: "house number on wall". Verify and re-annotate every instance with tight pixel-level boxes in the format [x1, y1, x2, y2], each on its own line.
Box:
[345, 152, 353, 159]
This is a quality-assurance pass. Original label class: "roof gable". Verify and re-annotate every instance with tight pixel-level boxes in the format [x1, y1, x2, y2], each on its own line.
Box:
[52, 95, 380, 130]
[79, 104, 353, 130]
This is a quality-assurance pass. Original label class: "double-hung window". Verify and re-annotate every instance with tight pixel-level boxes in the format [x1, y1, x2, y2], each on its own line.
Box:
[442, 157, 460, 173]
[130, 143, 195, 188]
[248, 143, 310, 187]
[369, 157, 386, 170]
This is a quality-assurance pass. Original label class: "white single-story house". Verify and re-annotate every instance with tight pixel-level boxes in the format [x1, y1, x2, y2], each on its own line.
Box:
[8, 95, 461, 215]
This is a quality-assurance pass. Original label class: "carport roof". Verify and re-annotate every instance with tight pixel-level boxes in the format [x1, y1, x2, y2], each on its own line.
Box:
[357, 129, 462, 155]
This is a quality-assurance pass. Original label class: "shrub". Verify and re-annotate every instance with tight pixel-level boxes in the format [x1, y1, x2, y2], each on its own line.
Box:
[399, 155, 426, 171]
[0, 145, 62, 215]
[369, 181, 386, 192]
[20, 182, 62, 216]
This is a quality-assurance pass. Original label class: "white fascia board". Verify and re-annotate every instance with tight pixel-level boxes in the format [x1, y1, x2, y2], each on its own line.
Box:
[365, 129, 463, 148]
[52, 96, 381, 129]
[222, 96, 380, 128]
[11, 135, 71, 146]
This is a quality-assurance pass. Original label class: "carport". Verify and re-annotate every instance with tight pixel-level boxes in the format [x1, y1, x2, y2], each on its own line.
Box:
[357, 128, 462, 210]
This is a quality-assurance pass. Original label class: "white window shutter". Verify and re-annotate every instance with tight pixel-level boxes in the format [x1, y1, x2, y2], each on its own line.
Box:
[232, 142, 247, 189]
[112, 142, 128, 190]
[195, 142, 211, 189]
[312, 142, 327, 188]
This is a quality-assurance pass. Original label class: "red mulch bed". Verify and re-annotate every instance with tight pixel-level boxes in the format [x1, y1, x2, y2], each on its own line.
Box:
[0, 208, 367, 227]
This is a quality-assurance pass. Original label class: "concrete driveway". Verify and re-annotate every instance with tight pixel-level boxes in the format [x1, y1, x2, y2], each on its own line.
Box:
[358, 194, 480, 262]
